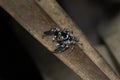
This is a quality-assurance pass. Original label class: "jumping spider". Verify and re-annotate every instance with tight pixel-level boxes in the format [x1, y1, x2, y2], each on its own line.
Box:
[43, 28, 79, 53]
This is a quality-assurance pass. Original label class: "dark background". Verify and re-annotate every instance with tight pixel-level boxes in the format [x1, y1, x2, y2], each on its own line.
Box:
[0, 8, 44, 80]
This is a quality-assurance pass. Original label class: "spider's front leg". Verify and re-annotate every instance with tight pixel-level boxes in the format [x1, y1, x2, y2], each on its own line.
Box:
[42, 29, 53, 38]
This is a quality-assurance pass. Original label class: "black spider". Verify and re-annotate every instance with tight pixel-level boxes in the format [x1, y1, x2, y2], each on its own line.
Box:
[43, 28, 79, 53]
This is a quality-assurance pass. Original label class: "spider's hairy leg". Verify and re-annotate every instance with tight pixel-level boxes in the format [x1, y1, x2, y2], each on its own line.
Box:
[54, 47, 69, 53]
[42, 30, 53, 38]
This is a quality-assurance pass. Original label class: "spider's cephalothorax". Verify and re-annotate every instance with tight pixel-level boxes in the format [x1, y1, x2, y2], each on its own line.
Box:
[43, 28, 79, 53]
